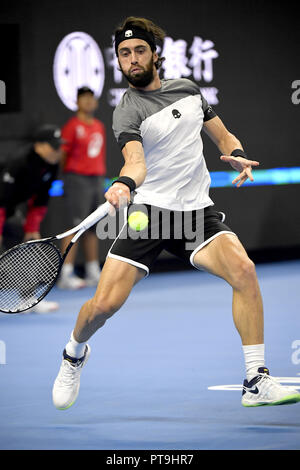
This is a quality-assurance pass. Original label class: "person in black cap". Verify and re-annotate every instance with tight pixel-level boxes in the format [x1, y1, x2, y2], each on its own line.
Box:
[0, 124, 63, 312]
[58, 86, 106, 290]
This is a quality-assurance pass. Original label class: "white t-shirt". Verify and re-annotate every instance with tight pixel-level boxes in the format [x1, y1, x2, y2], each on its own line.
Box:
[113, 78, 217, 211]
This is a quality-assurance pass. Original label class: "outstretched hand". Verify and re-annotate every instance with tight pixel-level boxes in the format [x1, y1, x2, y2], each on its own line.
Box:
[220, 155, 260, 187]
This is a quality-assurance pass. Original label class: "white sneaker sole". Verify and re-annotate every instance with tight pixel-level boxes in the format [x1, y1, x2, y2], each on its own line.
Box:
[242, 393, 300, 407]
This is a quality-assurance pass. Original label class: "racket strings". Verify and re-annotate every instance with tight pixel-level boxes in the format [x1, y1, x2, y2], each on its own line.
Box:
[0, 242, 61, 312]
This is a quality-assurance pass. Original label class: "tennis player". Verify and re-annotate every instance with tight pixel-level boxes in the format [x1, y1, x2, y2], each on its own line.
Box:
[53, 17, 300, 409]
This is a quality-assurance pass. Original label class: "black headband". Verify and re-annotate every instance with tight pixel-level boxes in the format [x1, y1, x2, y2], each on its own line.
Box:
[114, 25, 156, 55]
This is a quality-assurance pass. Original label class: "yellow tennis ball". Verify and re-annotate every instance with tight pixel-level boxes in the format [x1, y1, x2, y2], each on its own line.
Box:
[128, 211, 149, 231]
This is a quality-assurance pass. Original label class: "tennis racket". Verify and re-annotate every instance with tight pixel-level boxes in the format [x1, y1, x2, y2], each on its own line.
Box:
[0, 200, 111, 314]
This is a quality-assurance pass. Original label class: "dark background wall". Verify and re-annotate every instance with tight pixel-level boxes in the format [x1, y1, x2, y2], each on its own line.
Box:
[0, 0, 299, 265]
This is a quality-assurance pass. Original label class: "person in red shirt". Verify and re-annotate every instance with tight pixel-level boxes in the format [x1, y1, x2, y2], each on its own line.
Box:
[58, 87, 106, 289]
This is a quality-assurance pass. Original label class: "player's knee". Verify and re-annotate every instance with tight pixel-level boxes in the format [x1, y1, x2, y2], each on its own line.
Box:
[90, 294, 121, 320]
[231, 256, 256, 290]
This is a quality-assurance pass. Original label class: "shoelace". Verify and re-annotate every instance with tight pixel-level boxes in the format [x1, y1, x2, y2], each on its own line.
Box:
[57, 360, 82, 386]
[244, 373, 279, 392]
[261, 374, 298, 390]
[257, 373, 279, 384]
[254, 373, 293, 397]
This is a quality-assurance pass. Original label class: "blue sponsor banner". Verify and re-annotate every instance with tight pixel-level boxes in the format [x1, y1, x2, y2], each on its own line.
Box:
[210, 167, 300, 188]
[49, 168, 300, 196]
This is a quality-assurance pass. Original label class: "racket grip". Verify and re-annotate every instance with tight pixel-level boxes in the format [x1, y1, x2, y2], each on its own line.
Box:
[56, 201, 111, 240]
[77, 201, 111, 231]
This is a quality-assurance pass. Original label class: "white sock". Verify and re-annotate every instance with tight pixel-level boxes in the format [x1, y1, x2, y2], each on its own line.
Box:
[85, 261, 100, 276]
[60, 263, 74, 278]
[243, 344, 265, 381]
[65, 331, 86, 359]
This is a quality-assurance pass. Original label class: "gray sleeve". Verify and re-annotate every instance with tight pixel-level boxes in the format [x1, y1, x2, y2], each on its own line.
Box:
[112, 99, 143, 150]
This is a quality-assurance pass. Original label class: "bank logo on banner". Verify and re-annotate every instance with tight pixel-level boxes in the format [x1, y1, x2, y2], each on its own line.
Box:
[53, 32, 105, 111]
[53, 32, 219, 109]
[105, 35, 219, 107]
[161, 36, 219, 105]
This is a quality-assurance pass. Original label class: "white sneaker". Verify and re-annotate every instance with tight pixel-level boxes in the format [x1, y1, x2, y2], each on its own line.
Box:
[57, 275, 86, 290]
[85, 263, 101, 287]
[52, 345, 91, 410]
[242, 367, 300, 407]
[27, 299, 59, 313]
[85, 271, 101, 287]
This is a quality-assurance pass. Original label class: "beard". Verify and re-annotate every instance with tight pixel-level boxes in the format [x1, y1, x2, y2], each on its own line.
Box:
[120, 57, 155, 88]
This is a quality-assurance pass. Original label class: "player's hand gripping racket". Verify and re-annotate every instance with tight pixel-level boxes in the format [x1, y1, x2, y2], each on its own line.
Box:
[0, 201, 110, 313]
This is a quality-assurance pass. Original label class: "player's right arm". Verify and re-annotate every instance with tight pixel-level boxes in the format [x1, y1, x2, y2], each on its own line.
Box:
[120, 140, 147, 186]
[105, 140, 147, 208]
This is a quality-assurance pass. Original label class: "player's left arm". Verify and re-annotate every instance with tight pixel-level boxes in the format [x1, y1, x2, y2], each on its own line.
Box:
[203, 115, 259, 187]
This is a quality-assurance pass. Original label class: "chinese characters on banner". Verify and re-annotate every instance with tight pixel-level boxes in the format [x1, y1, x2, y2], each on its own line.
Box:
[106, 35, 219, 107]
[53, 32, 219, 111]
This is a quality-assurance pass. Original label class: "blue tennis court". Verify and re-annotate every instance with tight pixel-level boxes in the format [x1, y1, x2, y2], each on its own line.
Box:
[0, 260, 299, 450]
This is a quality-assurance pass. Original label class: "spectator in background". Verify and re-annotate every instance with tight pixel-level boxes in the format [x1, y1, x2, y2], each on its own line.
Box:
[0, 124, 63, 313]
[58, 86, 106, 290]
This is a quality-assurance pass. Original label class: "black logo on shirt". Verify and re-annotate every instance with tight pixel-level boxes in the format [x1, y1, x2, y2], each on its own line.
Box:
[172, 109, 181, 119]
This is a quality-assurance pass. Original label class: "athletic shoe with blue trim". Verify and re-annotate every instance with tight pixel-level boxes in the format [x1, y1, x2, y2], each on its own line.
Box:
[242, 367, 300, 407]
[52, 345, 91, 410]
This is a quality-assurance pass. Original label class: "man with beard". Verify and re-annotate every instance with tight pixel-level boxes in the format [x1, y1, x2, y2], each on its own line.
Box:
[52, 17, 300, 410]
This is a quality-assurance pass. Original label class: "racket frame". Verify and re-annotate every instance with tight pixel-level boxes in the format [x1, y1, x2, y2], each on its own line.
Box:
[0, 201, 111, 313]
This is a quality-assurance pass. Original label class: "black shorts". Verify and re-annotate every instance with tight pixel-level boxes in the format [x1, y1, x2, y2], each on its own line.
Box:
[108, 204, 236, 276]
